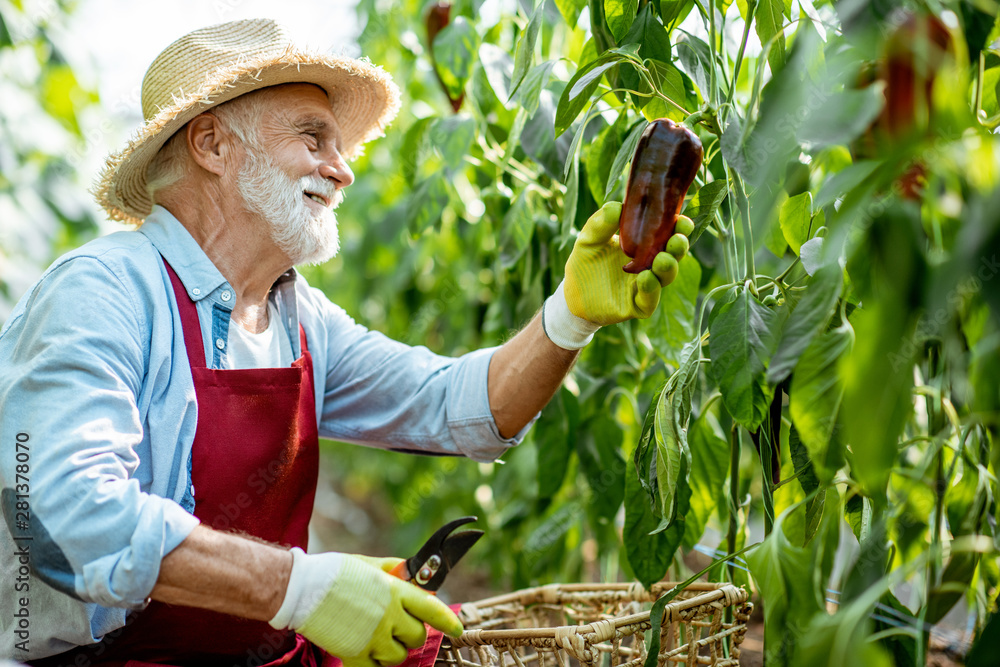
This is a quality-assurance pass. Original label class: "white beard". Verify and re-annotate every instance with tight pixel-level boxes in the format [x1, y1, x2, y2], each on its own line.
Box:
[237, 147, 341, 266]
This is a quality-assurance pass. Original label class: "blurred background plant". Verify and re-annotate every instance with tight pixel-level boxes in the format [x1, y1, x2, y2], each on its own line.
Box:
[3, 0, 1000, 663]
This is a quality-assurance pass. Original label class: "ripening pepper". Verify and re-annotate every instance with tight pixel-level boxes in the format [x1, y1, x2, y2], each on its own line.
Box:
[619, 119, 703, 274]
[426, 1, 464, 112]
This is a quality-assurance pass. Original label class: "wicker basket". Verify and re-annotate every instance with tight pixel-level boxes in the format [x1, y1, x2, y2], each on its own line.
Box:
[439, 582, 752, 667]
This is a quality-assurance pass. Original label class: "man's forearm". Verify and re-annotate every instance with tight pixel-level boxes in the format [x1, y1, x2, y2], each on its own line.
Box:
[151, 524, 292, 621]
[487, 312, 579, 439]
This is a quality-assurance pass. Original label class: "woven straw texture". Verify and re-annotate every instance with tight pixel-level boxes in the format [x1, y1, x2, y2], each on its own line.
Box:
[94, 18, 400, 225]
[440, 582, 752, 667]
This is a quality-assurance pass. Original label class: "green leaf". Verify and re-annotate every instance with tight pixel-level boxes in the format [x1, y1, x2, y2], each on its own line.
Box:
[624, 446, 674, 587]
[432, 18, 480, 100]
[638, 59, 697, 121]
[789, 322, 853, 483]
[40, 65, 90, 134]
[763, 204, 789, 257]
[604, 119, 648, 200]
[779, 192, 812, 255]
[746, 508, 825, 666]
[841, 301, 916, 496]
[619, 5, 672, 106]
[674, 32, 713, 100]
[586, 111, 628, 202]
[926, 550, 980, 625]
[653, 388, 685, 521]
[430, 115, 476, 172]
[981, 64, 1000, 117]
[967, 610, 1000, 667]
[633, 384, 665, 510]
[788, 426, 824, 545]
[605, 0, 639, 43]
[0, 10, 12, 48]
[499, 189, 536, 268]
[767, 263, 843, 384]
[400, 117, 435, 186]
[576, 414, 626, 519]
[658, 0, 694, 28]
[755, 0, 786, 72]
[555, 55, 623, 137]
[510, 2, 544, 100]
[536, 388, 579, 499]
[479, 43, 515, 109]
[554, 0, 588, 26]
[682, 410, 730, 548]
[563, 109, 593, 181]
[814, 160, 878, 209]
[514, 60, 557, 115]
[405, 174, 451, 233]
[561, 151, 580, 235]
[798, 85, 884, 150]
[647, 255, 701, 366]
[683, 180, 728, 245]
[708, 289, 781, 431]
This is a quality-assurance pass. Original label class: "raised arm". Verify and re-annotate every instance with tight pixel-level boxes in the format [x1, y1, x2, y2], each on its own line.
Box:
[486, 202, 693, 438]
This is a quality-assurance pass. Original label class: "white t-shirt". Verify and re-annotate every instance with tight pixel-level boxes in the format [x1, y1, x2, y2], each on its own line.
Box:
[225, 301, 294, 369]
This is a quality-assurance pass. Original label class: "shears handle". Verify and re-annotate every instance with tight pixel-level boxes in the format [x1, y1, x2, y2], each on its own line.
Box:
[389, 560, 440, 595]
[389, 560, 409, 581]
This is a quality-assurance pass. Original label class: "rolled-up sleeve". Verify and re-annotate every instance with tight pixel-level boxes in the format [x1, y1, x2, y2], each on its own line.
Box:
[0, 257, 199, 609]
[314, 296, 532, 462]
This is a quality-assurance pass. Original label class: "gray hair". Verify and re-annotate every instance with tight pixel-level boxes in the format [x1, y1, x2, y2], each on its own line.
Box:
[145, 89, 271, 203]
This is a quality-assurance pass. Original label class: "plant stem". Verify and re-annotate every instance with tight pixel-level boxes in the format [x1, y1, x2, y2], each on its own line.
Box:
[708, 0, 718, 108]
[774, 256, 800, 286]
[727, 422, 741, 584]
[722, 0, 756, 124]
[730, 169, 755, 284]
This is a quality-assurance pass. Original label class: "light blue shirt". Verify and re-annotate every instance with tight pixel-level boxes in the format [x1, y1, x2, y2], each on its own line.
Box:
[0, 206, 525, 658]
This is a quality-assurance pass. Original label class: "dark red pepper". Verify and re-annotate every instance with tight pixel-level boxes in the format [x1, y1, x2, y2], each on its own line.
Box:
[851, 11, 953, 200]
[426, 1, 464, 113]
[880, 11, 951, 140]
[619, 119, 703, 274]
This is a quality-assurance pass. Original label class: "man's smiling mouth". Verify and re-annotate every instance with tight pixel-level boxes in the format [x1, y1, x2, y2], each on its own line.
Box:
[304, 191, 329, 206]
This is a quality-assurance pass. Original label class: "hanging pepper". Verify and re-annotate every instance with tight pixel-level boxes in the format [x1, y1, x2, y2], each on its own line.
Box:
[426, 1, 464, 112]
[619, 119, 703, 274]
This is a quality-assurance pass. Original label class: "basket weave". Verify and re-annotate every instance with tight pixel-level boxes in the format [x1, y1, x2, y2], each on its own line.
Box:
[439, 582, 752, 667]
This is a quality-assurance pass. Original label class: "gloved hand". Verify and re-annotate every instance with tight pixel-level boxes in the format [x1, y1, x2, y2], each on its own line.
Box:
[542, 202, 692, 349]
[269, 548, 464, 667]
[566, 201, 691, 325]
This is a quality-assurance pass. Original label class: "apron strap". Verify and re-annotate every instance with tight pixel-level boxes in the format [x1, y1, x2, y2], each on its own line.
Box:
[162, 257, 208, 369]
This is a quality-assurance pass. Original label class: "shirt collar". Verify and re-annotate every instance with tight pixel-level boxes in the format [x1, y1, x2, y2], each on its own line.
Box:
[139, 206, 230, 302]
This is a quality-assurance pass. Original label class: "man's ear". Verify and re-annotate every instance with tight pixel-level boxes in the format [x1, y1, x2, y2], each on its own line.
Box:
[185, 112, 235, 177]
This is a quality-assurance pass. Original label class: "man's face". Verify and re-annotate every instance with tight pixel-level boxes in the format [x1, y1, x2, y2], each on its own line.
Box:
[235, 84, 354, 266]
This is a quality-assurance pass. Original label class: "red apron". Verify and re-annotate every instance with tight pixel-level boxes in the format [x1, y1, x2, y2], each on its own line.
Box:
[33, 258, 448, 667]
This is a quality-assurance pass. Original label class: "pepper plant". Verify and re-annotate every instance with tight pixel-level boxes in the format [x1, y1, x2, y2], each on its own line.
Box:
[309, 0, 1000, 663]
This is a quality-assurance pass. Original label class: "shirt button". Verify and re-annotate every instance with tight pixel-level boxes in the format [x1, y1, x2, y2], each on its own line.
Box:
[192, 288, 201, 296]
[215, 338, 225, 350]
[221, 290, 232, 302]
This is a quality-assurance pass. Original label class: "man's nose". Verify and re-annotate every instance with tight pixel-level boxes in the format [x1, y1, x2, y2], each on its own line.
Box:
[318, 151, 354, 189]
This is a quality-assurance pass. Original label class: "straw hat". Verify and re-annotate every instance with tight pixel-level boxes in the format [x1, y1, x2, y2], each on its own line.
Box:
[94, 18, 401, 225]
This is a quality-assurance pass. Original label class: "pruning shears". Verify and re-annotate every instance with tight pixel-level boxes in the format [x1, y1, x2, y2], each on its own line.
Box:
[389, 516, 483, 592]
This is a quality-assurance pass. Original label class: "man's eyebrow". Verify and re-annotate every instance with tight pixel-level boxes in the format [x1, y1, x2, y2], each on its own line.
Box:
[292, 116, 330, 132]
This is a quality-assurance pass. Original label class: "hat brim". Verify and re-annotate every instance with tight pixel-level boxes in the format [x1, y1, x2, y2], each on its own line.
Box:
[94, 47, 400, 225]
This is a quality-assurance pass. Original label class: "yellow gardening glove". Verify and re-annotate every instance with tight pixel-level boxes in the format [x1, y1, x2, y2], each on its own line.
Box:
[564, 201, 692, 326]
[270, 548, 464, 667]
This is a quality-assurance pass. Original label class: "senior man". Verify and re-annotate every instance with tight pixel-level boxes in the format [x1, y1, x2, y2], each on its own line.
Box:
[0, 18, 692, 666]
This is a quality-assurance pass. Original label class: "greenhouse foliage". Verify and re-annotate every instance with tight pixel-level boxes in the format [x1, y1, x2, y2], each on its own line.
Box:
[2, 0, 999, 663]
